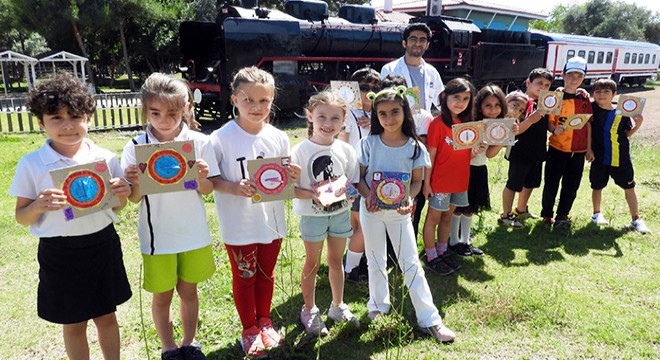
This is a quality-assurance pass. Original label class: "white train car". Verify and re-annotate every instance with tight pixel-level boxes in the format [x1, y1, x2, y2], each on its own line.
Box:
[530, 30, 660, 86]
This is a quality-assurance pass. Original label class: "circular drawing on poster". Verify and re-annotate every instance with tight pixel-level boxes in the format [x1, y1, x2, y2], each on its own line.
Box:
[455, 126, 480, 148]
[254, 164, 288, 195]
[63, 170, 105, 209]
[621, 98, 639, 113]
[148, 149, 187, 185]
[486, 123, 509, 143]
[335, 84, 361, 108]
[568, 117, 584, 127]
[376, 179, 406, 205]
[543, 95, 557, 108]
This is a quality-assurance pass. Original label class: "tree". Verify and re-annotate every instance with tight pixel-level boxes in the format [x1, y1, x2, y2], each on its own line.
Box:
[560, 0, 655, 41]
[530, 5, 567, 32]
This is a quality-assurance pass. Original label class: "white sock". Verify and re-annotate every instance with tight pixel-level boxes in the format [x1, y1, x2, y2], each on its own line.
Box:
[344, 249, 363, 272]
[460, 214, 473, 244]
[449, 214, 461, 246]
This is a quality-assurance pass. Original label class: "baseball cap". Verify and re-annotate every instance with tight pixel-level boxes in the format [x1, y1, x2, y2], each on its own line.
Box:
[564, 56, 587, 75]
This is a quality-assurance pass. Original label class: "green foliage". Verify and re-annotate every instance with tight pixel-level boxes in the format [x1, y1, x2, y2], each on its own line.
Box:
[530, 5, 567, 32]
[561, 0, 657, 41]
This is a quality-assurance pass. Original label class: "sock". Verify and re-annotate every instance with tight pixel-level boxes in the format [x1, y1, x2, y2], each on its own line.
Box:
[632, 214, 640, 220]
[460, 214, 473, 244]
[449, 214, 461, 246]
[344, 249, 363, 272]
[426, 247, 438, 261]
[436, 242, 448, 255]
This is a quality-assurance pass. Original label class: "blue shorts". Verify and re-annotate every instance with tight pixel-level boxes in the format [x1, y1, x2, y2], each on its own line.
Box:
[299, 211, 353, 242]
[428, 191, 469, 211]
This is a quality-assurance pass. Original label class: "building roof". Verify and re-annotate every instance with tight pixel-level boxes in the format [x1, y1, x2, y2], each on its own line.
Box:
[375, 0, 547, 19]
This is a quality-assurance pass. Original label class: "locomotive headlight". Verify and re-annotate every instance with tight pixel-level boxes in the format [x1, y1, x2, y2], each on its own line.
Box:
[207, 67, 214, 73]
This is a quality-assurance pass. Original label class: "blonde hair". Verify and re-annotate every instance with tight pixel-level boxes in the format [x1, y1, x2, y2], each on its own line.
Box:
[141, 73, 192, 127]
[305, 90, 348, 138]
[231, 66, 276, 96]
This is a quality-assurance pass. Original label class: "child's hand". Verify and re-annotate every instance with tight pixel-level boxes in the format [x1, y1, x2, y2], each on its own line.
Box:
[35, 189, 67, 213]
[397, 197, 414, 215]
[576, 88, 590, 98]
[286, 163, 302, 183]
[109, 177, 132, 199]
[124, 165, 140, 186]
[196, 159, 209, 180]
[357, 115, 371, 129]
[236, 179, 257, 198]
[633, 114, 644, 126]
[472, 141, 487, 155]
[365, 194, 380, 212]
[512, 122, 520, 135]
[586, 148, 595, 162]
[553, 124, 566, 136]
[423, 183, 434, 200]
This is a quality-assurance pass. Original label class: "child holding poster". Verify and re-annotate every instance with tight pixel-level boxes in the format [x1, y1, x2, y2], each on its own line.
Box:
[122, 72, 219, 360]
[10, 72, 132, 359]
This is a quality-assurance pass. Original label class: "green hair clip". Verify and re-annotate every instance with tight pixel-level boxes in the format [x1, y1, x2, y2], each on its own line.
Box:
[366, 85, 407, 103]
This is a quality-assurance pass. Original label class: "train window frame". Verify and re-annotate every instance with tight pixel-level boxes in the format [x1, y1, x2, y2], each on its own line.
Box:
[606, 52, 613, 64]
[597, 51, 604, 64]
[653, 54, 657, 65]
[624, 53, 630, 64]
[578, 50, 586, 58]
[638, 53, 644, 64]
[588, 51, 595, 64]
[567, 50, 575, 58]
[631, 53, 637, 64]
[645, 54, 650, 64]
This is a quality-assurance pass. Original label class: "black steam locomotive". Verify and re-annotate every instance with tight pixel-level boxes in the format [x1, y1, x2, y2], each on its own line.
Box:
[180, 0, 545, 121]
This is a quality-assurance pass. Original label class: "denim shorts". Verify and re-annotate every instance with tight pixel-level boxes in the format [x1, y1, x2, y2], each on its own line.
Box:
[427, 191, 469, 211]
[299, 210, 353, 242]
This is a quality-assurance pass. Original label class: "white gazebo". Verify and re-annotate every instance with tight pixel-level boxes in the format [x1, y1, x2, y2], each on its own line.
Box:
[0, 50, 38, 96]
[39, 51, 88, 82]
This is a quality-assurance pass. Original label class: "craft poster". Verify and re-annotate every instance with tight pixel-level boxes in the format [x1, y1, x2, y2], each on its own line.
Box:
[563, 114, 591, 130]
[616, 95, 645, 117]
[369, 171, 410, 209]
[331, 81, 362, 109]
[50, 160, 120, 221]
[452, 121, 484, 149]
[135, 140, 198, 195]
[313, 174, 349, 207]
[539, 91, 563, 115]
[483, 118, 516, 146]
[248, 156, 294, 203]
[405, 87, 422, 113]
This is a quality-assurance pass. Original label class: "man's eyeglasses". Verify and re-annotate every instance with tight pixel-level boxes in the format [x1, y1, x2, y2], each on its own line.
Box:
[407, 36, 428, 44]
[359, 84, 381, 93]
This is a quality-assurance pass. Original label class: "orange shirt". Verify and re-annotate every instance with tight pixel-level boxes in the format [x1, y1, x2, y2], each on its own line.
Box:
[547, 92, 593, 153]
[427, 116, 471, 193]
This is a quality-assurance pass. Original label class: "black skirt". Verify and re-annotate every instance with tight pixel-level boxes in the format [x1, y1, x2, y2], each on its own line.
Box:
[37, 224, 132, 324]
[457, 165, 491, 214]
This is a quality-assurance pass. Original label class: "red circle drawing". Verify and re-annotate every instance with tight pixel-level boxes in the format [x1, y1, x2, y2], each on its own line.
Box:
[148, 149, 187, 185]
[254, 164, 288, 195]
[182, 143, 193, 153]
[376, 179, 405, 205]
[62, 170, 105, 209]
[455, 126, 480, 147]
[94, 162, 107, 172]
[622, 99, 638, 112]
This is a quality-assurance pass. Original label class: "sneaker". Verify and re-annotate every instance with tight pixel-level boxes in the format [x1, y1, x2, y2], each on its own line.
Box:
[448, 243, 472, 257]
[498, 212, 524, 228]
[300, 306, 328, 336]
[553, 216, 572, 229]
[328, 303, 360, 326]
[440, 252, 462, 271]
[161, 348, 184, 360]
[241, 326, 267, 359]
[367, 311, 383, 320]
[423, 256, 454, 276]
[467, 243, 484, 256]
[543, 217, 555, 226]
[591, 212, 608, 226]
[345, 266, 368, 283]
[421, 323, 456, 343]
[179, 343, 207, 360]
[513, 207, 538, 220]
[258, 317, 283, 350]
[630, 218, 650, 234]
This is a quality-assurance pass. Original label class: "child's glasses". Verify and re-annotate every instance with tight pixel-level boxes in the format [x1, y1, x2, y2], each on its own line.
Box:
[359, 84, 381, 93]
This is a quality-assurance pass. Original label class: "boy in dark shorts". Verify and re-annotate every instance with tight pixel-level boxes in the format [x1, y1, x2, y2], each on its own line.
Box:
[588, 78, 650, 234]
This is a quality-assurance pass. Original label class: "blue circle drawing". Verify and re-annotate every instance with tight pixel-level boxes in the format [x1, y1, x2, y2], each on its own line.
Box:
[154, 155, 182, 179]
[70, 176, 100, 203]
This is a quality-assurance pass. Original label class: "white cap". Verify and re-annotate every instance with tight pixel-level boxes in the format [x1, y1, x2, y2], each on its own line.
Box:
[564, 56, 587, 75]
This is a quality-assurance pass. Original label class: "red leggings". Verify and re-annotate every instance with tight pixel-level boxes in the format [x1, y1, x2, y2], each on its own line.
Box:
[225, 239, 282, 329]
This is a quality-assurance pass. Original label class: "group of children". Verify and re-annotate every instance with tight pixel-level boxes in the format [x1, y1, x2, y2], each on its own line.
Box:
[9, 54, 650, 359]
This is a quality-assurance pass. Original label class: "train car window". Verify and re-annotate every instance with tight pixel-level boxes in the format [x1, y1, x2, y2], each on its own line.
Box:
[645, 54, 650, 64]
[631, 53, 637, 64]
[624, 53, 630, 64]
[597, 51, 604, 64]
[578, 50, 586, 58]
[638, 54, 644, 64]
[653, 54, 656, 65]
[588, 51, 595, 63]
[606, 52, 613, 64]
[567, 50, 575, 58]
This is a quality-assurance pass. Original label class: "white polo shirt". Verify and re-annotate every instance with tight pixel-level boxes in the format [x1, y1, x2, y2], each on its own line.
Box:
[9, 138, 121, 238]
[121, 123, 220, 255]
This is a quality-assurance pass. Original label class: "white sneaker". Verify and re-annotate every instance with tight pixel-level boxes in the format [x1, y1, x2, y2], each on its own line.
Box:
[630, 218, 650, 234]
[300, 306, 328, 336]
[591, 212, 608, 226]
[327, 303, 359, 326]
[421, 323, 456, 342]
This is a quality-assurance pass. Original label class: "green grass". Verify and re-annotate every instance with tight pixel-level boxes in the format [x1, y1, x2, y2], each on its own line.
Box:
[1, 128, 659, 359]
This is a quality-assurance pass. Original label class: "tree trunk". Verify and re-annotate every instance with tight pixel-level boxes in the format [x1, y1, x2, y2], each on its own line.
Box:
[119, 22, 136, 92]
[70, 20, 96, 90]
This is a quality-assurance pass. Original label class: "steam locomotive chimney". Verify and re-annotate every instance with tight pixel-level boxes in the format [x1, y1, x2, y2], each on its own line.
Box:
[384, 0, 393, 13]
[426, 0, 442, 16]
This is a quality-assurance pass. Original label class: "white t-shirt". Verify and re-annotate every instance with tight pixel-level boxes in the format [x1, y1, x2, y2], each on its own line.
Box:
[9, 138, 122, 238]
[344, 109, 371, 152]
[210, 121, 290, 245]
[121, 123, 220, 255]
[470, 151, 488, 166]
[414, 109, 433, 136]
[291, 139, 359, 216]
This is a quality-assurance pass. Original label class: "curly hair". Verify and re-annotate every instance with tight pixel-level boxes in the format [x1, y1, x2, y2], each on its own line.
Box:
[27, 72, 96, 119]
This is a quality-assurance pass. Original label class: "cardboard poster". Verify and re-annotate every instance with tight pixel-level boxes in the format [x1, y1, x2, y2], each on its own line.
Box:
[369, 171, 410, 209]
[563, 114, 591, 130]
[135, 140, 198, 195]
[452, 122, 484, 149]
[405, 87, 422, 113]
[248, 156, 294, 203]
[539, 91, 563, 115]
[331, 81, 362, 109]
[616, 96, 645, 117]
[50, 160, 120, 221]
[483, 118, 516, 146]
